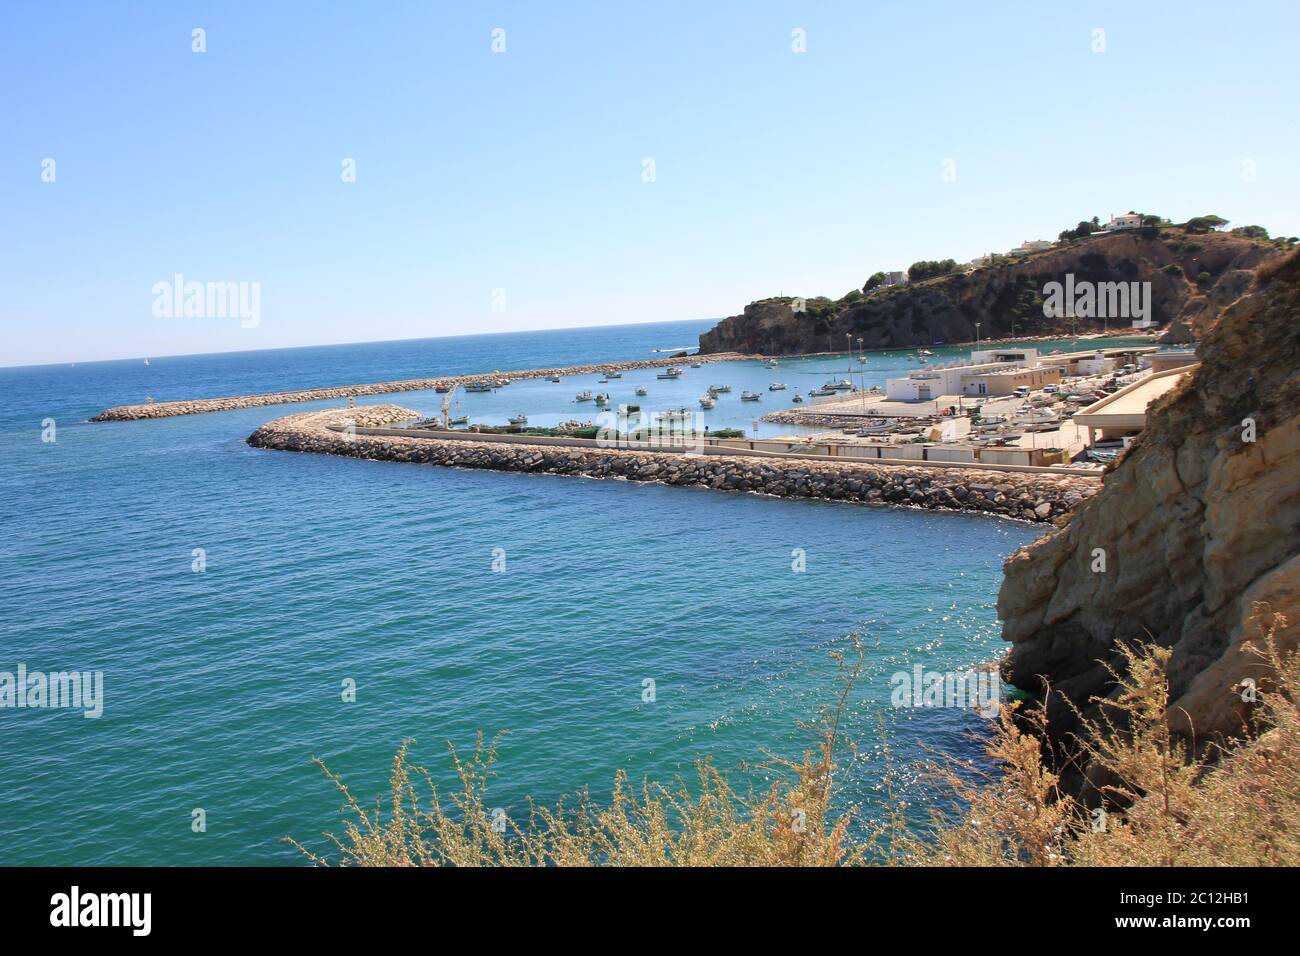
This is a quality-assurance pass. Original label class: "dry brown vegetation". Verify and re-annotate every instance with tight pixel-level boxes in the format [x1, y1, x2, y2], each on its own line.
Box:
[292, 611, 1299, 867]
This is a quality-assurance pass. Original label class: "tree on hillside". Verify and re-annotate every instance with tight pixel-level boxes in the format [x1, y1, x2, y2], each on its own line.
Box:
[864, 271, 886, 292]
[1187, 214, 1229, 233]
[906, 259, 962, 282]
[1231, 224, 1270, 240]
[1058, 220, 1097, 242]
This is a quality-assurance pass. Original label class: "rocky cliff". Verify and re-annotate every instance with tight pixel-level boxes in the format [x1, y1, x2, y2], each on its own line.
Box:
[998, 249, 1300, 779]
[697, 230, 1281, 354]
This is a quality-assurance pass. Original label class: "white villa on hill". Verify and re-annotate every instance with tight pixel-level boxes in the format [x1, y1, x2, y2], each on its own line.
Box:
[1106, 211, 1143, 230]
[1011, 239, 1053, 255]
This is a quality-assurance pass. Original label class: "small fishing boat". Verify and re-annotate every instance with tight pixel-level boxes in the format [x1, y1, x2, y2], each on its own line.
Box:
[435, 384, 452, 393]
[791, 393, 804, 403]
[741, 391, 761, 401]
[448, 415, 469, 426]
[822, 379, 853, 391]
[508, 413, 528, 426]
[574, 391, 594, 402]
[699, 395, 715, 409]
[768, 382, 787, 391]
[635, 386, 648, 396]
[548, 376, 561, 383]
[597, 378, 608, 384]
[765, 361, 778, 369]
[594, 393, 610, 407]
[659, 408, 691, 421]
[143, 358, 150, 366]
[809, 387, 835, 397]
[656, 367, 683, 379]
[690, 362, 702, 368]
[464, 382, 494, 392]
[709, 383, 731, 393]
[606, 370, 623, 379]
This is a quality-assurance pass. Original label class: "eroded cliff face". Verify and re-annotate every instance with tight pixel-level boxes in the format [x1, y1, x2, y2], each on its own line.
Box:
[998, 250, 1300, 762]
[697, 231, 1280, 354]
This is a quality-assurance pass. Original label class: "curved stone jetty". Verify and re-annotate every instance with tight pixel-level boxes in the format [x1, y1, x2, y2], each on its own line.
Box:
[91, 353, 754, 422]
[247, 404, 1098, 524]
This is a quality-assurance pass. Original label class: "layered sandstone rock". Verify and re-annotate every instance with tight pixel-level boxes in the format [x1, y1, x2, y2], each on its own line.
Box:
[998, 251, 1300, 758]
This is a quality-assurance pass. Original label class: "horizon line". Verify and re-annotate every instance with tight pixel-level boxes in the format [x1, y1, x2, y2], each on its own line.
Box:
[0, 316, 722, 372]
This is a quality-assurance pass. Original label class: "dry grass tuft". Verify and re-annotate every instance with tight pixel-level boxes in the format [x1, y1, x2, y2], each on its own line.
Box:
[293, 611, 1300, 866]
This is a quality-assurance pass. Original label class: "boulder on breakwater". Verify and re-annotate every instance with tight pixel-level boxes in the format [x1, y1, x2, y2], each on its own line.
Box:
[246, 405, 1098, 524]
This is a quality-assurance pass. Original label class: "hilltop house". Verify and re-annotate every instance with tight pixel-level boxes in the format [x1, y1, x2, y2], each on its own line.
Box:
[1106, 212, 1143, 231]
[1010, 239, 1053, 255]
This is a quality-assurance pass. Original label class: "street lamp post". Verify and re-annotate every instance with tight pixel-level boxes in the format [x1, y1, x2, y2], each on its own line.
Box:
[857, 337, 866, 409]
[975, 322, 981, 350]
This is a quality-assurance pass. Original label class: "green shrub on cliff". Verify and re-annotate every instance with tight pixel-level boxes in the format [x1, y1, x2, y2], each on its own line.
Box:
[907, 259, 963, 282]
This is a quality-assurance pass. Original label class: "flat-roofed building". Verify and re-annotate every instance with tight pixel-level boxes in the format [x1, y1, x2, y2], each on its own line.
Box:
[1040, 346, 1159, 377]
[885, 348, 1061, 401]
[1148, 350, 1199, 373]
[1073, 366, 1195, 441]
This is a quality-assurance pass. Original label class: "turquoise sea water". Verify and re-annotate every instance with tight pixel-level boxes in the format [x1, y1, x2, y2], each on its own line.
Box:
[0, 320, 1076, 865]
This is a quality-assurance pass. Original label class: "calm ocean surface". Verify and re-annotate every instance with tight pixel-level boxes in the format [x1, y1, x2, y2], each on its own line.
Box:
[0, 319, 1076, 865]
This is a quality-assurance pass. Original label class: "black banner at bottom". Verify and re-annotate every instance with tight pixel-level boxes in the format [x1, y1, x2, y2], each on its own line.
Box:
[0, 866, 1272, 941]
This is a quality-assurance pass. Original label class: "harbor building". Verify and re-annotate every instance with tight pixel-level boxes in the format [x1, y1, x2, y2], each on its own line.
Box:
[1147, 350, 1199, 373]
[1073, 366, 1196, 443]
[1038, 346, 1159, 377]
[885, 348, 1061, 402]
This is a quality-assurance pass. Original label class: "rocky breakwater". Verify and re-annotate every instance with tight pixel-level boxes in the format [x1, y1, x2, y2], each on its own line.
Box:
[247, 406, 1097, 524]
[998, 250, 1300, 777]
[91, 353, 755, 422]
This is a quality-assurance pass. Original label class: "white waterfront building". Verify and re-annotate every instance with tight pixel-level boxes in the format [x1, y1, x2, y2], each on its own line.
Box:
[884, 349, 1062, 402]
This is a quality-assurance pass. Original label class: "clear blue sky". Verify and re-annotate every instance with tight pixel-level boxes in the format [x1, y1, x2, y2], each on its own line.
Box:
[3, 1, 1297, 367]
